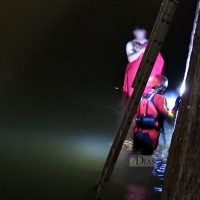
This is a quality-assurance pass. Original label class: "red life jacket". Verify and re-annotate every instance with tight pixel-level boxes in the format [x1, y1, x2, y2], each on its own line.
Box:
[135, 93, 159, 128]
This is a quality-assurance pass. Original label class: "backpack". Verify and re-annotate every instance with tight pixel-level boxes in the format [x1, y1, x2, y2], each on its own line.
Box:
[135, 93, 158, 128]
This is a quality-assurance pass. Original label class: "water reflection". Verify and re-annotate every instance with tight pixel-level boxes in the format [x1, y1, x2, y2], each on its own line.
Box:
[152, 146, 169, 192]
[125, 185, 149, 200]
[123, 138, 170, 197]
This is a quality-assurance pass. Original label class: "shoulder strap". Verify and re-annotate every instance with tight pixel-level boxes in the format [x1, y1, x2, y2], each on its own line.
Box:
[148, 93, 156, 108]
[146, 92, 155, 116]
[140, 92, 155, 116]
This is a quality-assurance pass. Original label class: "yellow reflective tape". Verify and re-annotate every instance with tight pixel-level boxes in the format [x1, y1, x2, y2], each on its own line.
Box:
[164, 99, 174, 118]
[168, 112, 175, 118]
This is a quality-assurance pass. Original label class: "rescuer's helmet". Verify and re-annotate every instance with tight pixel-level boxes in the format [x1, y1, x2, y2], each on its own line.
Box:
[147, 74, 168, 94]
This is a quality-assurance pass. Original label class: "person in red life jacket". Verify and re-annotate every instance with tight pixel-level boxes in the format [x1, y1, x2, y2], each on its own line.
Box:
[123, 26, 164, 97]
[133, 74, 181, 155]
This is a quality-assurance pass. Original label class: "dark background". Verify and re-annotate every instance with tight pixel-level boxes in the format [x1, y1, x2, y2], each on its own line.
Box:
[0, 0, 198, 200]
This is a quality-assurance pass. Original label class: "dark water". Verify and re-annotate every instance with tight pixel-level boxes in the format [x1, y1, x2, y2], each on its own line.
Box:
[119, 138, 169, 200]
[1, 0, 197, 199]
[0, 87, 171, 200]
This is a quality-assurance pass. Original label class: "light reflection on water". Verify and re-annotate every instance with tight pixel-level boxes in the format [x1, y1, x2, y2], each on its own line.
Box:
[123, 138, 170, 196]
[152, 146, 169, 193]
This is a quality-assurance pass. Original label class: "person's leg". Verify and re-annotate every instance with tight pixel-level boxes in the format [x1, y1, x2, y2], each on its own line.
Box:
[141, 146, 154, 155]
[140, 130, 159, 155]
[141, 132, 154, 155]
[133, 130, 143, 152]
[148, 129, 160, 150]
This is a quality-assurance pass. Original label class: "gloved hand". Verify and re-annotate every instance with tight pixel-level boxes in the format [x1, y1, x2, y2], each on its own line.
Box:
[173, 96, 181, 111]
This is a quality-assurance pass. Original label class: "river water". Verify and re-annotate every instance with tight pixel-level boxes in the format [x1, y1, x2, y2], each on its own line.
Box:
[0, 88, 173, 200]
[0, 0, 197, 199]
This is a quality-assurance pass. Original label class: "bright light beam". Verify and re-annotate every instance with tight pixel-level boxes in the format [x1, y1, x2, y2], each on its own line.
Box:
[179, 83, 186, 96]
[164, 91, 177, 110]
[180, 2, 200, 97]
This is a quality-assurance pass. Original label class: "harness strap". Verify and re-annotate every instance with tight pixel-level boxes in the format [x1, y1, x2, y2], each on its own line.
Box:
[142, 92, 156, 116]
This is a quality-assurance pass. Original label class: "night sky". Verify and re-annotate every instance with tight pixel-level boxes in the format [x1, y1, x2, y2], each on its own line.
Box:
[0, 0, 198, 199]
[0, 0, 197, 96]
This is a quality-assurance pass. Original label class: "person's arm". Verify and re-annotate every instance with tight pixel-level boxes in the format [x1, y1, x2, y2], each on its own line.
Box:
[126, 42, 145, 63]
[127, 48, 146, 63]
[156, 95, 177, 119]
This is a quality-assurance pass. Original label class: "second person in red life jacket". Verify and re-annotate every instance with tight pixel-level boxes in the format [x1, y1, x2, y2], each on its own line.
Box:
[133, 74, 181, 155]
[123, 26, 164, 97]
